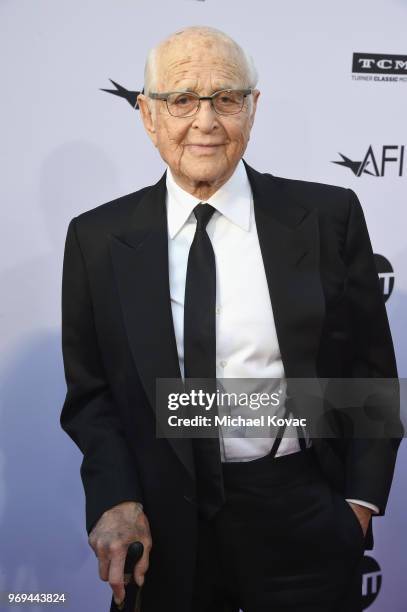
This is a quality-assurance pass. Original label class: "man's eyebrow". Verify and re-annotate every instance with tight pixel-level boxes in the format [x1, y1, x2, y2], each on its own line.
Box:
[212, 84, 239, 91]
[170, 78, 198, 91]
[167, 84, 241, 93]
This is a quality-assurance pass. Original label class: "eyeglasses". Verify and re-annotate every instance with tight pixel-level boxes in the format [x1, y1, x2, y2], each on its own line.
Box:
[148, 88, 253, 117]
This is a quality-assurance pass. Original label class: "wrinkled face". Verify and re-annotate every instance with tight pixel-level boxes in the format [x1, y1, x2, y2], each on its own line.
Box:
[138, 34, 260, 191]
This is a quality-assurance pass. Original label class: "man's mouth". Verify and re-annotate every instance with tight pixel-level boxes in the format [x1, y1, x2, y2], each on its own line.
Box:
[186, 143, 224, 153]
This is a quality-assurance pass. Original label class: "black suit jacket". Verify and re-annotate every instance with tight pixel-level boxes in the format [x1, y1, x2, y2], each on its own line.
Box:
[61, 161, 402, 612]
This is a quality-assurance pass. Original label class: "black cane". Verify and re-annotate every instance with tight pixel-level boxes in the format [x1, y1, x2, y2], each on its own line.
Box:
[109, 541, 144, 612]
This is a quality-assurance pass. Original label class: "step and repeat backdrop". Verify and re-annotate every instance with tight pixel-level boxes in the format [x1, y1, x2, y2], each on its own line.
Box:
[1, 0, 406, 610]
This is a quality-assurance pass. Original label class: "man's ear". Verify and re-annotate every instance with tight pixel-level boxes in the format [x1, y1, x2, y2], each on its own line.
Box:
[249, 89, 260, 128]
[137, 94, 158, 147]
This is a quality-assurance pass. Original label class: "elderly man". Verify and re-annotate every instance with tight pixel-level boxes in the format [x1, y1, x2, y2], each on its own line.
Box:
[61, 26, 401, 612]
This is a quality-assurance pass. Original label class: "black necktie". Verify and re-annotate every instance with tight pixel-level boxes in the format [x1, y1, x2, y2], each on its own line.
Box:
[184, 203, 225, 519]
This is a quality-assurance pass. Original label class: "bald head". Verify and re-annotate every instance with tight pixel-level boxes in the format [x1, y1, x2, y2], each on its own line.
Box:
[137, 25, 260, 201]
[144, 26, 258, 95]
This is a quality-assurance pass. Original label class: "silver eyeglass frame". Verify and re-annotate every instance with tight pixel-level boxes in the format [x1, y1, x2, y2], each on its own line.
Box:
[147, 88, 253, 117]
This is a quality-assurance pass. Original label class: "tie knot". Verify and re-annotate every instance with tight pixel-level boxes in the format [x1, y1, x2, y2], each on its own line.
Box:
[193, 203, 216, 231]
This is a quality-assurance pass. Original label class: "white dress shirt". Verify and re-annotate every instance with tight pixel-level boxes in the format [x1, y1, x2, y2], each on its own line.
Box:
[165, 159, 379, 513]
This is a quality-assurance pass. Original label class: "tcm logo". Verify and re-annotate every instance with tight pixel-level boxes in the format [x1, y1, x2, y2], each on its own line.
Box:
[353, 53, 407, 75]
[362, 556, 382, 609]
[374, 254, 394, 303]
[332, 145, 405, 177]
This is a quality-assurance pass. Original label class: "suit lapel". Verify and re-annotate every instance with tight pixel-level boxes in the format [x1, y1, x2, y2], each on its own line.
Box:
[109, 172, 194, 479]
[244, 161, 325, 378]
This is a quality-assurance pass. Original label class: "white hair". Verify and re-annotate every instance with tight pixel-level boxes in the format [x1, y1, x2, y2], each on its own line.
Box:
[143, 26, 258, 96]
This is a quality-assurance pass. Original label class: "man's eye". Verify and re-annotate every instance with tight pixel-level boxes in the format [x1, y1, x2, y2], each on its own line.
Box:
[219, 96, 233, 103]
[174, 95, 192, 105]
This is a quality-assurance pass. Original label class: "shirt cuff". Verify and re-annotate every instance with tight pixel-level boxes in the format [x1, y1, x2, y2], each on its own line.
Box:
[345, 498, 380, 514]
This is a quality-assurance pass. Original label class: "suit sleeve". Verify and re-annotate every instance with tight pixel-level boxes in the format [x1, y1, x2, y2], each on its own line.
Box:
[342, 189, 403, 515]
[60, 218, 143, 534]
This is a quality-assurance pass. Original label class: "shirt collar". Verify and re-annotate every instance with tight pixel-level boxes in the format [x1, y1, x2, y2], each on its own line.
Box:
[166, 159, 252, 239]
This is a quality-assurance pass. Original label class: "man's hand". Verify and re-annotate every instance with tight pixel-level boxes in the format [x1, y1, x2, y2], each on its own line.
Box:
[347, 501, 373, 537]
[88, 501, 152, 606]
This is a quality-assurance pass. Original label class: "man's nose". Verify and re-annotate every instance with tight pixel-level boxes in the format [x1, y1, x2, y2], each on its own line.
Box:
[191, 99, 219, 131]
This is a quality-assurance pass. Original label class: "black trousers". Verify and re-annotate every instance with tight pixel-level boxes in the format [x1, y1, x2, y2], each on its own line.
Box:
[191, 447, 366, 612]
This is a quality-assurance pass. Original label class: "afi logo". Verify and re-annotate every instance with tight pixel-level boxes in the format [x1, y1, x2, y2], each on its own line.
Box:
[100, 79, 143, 109]
[332, 146, 405, 177]
[353, 53, 407, 75]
